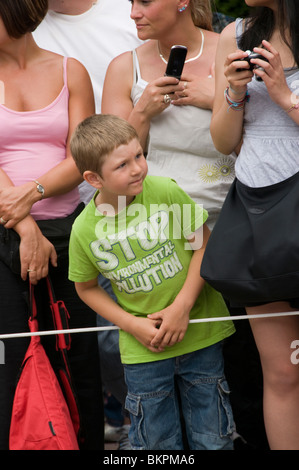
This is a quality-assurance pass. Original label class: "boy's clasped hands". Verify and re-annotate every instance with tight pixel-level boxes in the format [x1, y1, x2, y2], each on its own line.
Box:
[131, 300, 190, 353]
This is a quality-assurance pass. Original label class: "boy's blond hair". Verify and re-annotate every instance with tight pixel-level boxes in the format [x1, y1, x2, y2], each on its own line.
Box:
[70, 114, 139, 176]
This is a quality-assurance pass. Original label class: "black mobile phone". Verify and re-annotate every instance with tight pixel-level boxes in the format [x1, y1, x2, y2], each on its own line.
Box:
[165, 45, 187, 80]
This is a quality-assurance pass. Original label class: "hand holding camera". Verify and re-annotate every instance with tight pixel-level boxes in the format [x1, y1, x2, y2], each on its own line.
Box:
[235, 50, 269, 81]
[228, 40, 290, 112]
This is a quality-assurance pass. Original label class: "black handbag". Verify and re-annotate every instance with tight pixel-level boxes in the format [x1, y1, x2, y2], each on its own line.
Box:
[200, 172, 299, 305]
[0, 202, 84, 275]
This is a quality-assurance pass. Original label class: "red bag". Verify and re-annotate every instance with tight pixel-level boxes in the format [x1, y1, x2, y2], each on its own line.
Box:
[9, 278, 80, 450]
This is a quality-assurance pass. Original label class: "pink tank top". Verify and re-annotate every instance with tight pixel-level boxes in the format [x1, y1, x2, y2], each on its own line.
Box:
[0, 56, 79, 220]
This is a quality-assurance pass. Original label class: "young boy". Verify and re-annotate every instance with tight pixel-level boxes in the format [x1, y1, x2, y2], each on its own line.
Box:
[68, 114, 235, 450]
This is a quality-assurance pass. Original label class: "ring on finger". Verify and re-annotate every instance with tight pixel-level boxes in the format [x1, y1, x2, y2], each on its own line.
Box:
[183, 81, 188, 89]
[0, 217, 7, 225]
[163, 94, 171, 104]
[27, 269, 36, 273]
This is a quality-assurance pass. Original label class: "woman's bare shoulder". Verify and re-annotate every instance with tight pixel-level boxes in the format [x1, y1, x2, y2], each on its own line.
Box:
[218, 21, 237, 50]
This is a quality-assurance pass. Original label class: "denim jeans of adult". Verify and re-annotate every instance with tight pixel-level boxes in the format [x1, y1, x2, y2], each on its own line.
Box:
[124, 342, 235, 450]
[0, 250, 104, 450]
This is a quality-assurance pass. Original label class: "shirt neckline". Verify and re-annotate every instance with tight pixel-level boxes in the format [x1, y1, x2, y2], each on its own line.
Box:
[47, 3, 98, 24]
[0, 84, 67, 115]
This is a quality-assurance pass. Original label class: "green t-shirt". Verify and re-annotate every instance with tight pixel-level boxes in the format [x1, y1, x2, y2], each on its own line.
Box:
[69, 176, 235, 363]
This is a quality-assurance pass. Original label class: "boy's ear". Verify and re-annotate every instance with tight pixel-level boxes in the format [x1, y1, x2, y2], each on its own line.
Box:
[83, 170, 103, 189]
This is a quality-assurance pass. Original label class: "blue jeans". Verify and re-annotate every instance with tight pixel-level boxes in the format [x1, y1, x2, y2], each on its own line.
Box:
[124, 343, 235, 450]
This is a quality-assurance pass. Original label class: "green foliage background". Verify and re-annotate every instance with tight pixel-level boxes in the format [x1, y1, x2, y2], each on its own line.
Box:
[213, 0, 250, 18]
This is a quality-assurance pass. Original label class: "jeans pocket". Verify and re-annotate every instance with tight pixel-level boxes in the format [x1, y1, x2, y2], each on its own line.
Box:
[125, 393, 140, 417]
[217, 378, 236, 437]
[125, 393, 146, 450]
[125, 390, 183, 450]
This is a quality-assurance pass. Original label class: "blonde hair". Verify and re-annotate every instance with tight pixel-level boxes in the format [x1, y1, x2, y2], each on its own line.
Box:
[190, 0, 213, 31]
[70, 114, 139, 176]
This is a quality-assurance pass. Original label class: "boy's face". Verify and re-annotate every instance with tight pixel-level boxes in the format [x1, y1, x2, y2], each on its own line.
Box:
[99, 138, 148, 200]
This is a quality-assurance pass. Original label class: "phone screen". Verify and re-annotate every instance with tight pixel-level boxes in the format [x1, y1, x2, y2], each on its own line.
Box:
[165, 46, 187, 80]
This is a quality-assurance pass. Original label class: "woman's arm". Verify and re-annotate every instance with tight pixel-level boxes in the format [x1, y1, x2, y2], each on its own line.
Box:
[102, 51, 184, 149]
[16, 216, 57, 284]
[102, 52, 149, 147]
[0, 168, 57, 283]
[252, 41, 299, 125]
[0, 58, 95, 228]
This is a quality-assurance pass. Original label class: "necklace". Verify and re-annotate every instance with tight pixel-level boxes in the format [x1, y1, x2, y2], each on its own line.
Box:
[158, 29, 204, 64]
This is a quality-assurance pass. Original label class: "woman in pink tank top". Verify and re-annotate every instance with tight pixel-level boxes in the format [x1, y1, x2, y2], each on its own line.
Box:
[0, 0, 103, 450]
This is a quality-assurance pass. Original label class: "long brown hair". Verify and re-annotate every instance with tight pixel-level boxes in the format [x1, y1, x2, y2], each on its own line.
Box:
[240, 1, 299, 66]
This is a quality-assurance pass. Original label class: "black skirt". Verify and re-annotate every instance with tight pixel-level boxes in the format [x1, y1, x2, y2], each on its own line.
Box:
[201, 171, 299, 306]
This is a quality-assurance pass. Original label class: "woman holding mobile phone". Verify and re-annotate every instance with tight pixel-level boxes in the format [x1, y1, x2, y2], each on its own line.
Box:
[102, 0, 236, 231]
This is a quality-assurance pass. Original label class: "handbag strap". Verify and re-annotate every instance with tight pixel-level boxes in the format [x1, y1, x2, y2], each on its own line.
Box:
[46, 276, 71, 352]
[46, 276, 81, 437]
[28, 282, 39, 335]
[29, 277, 82, 440]
[28, 276, 71, 350]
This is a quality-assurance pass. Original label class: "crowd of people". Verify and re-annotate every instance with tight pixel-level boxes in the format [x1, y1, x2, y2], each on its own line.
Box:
[0, 0, 298, 451]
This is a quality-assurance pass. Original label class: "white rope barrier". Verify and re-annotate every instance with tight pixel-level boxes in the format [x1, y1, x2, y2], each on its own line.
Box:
[1, 310, 299, 340]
